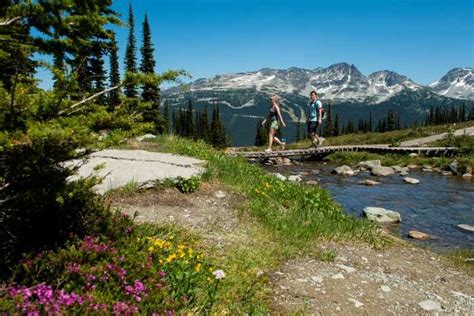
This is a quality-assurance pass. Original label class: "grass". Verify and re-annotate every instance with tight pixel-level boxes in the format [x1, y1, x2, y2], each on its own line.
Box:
[150, 134, 385, 249]
[444, 249, 474, 276]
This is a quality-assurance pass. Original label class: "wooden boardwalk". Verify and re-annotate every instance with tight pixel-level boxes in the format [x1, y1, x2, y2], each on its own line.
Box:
[230, 145, 459, 159]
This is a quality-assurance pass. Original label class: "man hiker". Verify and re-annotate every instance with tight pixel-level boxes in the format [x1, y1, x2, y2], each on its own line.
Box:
[307, 90, 324, 147]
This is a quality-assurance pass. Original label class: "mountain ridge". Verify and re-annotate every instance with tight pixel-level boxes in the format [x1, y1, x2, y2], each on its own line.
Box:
[165, 63, 473, 102]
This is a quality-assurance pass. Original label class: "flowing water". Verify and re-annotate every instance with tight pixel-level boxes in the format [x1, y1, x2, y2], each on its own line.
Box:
[265, 162, 474, 250]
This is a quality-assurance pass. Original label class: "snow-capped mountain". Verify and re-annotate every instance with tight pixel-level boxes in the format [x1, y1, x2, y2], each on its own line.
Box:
[167, 63, 423, 104]
[164, 63, 474, 146]
[429, 68, 474, 100]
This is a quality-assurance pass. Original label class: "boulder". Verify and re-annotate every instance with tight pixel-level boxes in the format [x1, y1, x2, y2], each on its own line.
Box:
[288, 175, 302, 182]
[403, 177, 420, 184]
[462, 173, 472, 178]
[371, 166, 395, 177]
[273, 173, 287, 181]
[135, 134, 157, 142]
[408, 230, 430, 240]
[359, 179, 380, 186]
[409, 153, 419, 158]
[457, 224, 474, 233]
[422, 168, 433, 172]
[449, 160, 458, 175]
[357, 160, 381, 170]
[442, 171, 453, 176]
[333, 165, 354, 176]
[306, 180, 318, 185]
[400, 171, 409, 176]
[407, 164, 418, 169]
[363, 207, 401, 223]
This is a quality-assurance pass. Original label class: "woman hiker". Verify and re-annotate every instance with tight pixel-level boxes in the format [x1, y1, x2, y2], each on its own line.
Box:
[263, 95, 286, 152]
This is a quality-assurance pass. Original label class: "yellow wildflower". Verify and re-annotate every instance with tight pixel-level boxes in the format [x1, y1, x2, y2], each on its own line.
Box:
[195, 263, 202, 272]
[148, 246, 154, 252]
[166, 253, 177, 263]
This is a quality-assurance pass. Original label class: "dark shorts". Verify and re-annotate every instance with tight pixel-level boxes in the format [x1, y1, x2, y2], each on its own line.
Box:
[308, 121, 319, 134]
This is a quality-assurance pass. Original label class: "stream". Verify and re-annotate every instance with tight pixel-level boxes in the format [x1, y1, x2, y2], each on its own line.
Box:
[265, 162, 474, 250]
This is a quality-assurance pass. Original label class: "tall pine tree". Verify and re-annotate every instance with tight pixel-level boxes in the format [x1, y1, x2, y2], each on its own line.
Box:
[140, 14, 159, 103]
[140, 14, 161, 132]
[124, 3, 137, 98]
[108, 33, 121, 109]
[334, 113, 340, 136]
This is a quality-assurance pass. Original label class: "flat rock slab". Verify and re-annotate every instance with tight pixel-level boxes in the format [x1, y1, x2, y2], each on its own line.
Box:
[363, 207, 401, 223]
[67, 149, 205, 194]
[408, 230, 430, 240]
[457, 224, 474, 233]
[403, 177, 420, 184]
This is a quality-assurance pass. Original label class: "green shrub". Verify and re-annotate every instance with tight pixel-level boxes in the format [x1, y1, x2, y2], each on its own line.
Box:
[175, 176, 201, 194]
[0, 133, 113, 278]
[1, 220, 223, 314]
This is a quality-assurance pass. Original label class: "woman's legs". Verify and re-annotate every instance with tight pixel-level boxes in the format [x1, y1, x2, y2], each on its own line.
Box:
[273, 136, 285, 150]
[266, 129, 275, 151]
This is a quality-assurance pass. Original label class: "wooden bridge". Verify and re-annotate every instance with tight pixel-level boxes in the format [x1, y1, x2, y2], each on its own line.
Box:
[230, 145, 459, 159]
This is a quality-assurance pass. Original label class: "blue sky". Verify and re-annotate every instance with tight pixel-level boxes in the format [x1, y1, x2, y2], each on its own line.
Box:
[38, 0, 473, 88]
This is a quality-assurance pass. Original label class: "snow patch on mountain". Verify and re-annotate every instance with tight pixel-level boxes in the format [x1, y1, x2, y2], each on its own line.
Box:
[429, 68, 474, 100]
[165, 63, 473, 103]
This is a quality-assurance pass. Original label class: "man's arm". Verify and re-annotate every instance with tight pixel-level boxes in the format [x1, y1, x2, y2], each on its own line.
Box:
[317, 101, 323, 124]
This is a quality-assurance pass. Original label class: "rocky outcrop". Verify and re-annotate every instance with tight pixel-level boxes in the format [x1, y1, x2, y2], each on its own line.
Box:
[371, 166, 395, 177]
[357, 160, 381, 170]
[333, 165, 355, 176]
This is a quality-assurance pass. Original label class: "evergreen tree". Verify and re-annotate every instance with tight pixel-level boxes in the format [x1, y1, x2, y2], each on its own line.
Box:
[171, 108, 177, 134]
[108, 33, 121, 109]
[460, 103, 466, 122]
[140, 14, 159, 103]
[124, 3, 137, 98]
[163, 101, 170, 133]
[346, 121, 355, 134]
[368, 111, 373, 132]
[210, 105, 228, 148]
[324, 102, 333, 137]
[255, 120, 266, 146]
[140, 14, 162, 132]
[295, 119, 301, 142]
[200, 105, 210, 142]
[386, 109, 395, 131]
[186, 99, 194, 138]
[334, 113, 340, 136]
[90, 54, 106, 104]
[395, 114, 401, 130]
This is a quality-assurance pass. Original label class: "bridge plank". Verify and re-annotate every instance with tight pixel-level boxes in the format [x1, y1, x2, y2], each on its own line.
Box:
[230, 145, 458, 159]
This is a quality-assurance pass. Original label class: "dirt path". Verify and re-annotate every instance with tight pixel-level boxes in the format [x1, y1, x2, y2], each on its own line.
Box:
[270, 241, 473, 315]
[110, 183, 474, 315]
[400, 126, 474, 147]
[109, 182, 254, 249]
